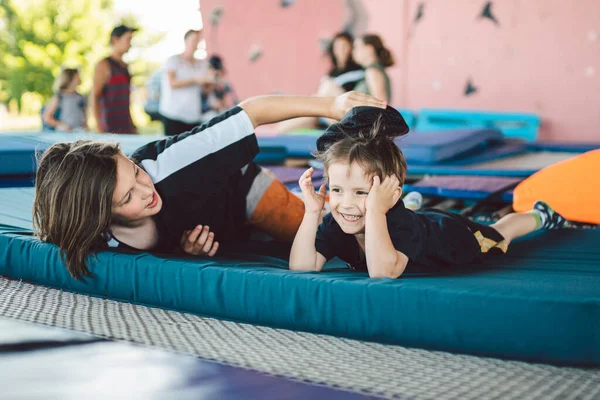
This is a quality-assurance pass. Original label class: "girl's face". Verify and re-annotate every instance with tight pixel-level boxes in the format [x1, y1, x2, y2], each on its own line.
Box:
[352, 39, 371, 66]
[332, 37, 352, 66]
[327, 161, 371, 235]
[70, 72, 81, 88]
[112, 153, 162, 223]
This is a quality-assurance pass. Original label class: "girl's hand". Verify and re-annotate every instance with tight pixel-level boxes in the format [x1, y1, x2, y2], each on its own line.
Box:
[330, 91, 387, 121]
[180, 225, 219, 256]
[299, 167, 326, 214]
[366, 175, 401, 215]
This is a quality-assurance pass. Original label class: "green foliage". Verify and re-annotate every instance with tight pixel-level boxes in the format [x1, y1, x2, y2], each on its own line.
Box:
[0, 0, 165, 112]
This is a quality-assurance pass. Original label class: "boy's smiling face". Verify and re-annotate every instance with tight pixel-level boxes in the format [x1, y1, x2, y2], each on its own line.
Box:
[327, 161, 372, 235]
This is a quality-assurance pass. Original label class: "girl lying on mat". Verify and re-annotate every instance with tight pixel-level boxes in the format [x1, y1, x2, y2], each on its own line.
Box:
[33, 92, 387, 280]
[289, 106, 569, 278]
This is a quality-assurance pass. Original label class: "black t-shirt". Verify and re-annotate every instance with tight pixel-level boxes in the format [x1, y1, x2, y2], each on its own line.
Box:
[329, 62, 365, 92]
[315, 201, 484, 271]
[121, 106, 259, 253]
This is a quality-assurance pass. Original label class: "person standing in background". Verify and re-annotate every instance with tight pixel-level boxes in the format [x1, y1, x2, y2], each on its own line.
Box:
[42, 68, 87, 132]
[92, 25, 138, 134]
[159, 29, 215, 136]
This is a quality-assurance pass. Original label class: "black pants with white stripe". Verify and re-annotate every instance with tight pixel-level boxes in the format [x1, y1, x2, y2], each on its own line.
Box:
[161, 116, 199, 136]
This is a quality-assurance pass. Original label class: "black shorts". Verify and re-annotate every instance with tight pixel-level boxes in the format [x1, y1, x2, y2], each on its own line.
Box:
[454, 213, 508, 254]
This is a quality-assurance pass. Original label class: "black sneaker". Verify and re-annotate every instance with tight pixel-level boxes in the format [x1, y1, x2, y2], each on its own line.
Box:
[534, 201, 568, 230]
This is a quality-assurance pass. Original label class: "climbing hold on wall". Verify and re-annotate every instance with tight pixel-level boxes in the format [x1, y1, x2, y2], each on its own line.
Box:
[210, 6, 224, 26]
[249, 44, 263, 63]
[408, 2, 425, 38]
[414, 2, 425, 25]
[464, 78, 478, 96]
[479, 1, 499, 25]
[281, 0, 296, 7]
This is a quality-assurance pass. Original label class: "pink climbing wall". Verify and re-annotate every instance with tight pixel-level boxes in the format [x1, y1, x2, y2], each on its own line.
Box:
[399, 0, 600, 142]
[202, 0, 343, 97]
[200, 0, 600, 142]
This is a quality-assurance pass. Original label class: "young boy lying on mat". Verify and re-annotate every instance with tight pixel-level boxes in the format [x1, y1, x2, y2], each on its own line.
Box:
[289, 106, 569, 278]
[33, 92, 386, 280]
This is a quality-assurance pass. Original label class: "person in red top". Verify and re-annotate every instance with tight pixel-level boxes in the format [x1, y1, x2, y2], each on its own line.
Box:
[92, 25, 138, 134]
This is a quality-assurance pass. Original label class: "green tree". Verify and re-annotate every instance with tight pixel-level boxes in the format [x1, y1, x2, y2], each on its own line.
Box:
[0, 0, 164, 112]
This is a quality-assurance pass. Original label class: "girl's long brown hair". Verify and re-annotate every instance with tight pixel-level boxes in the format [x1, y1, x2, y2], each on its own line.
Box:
[33, 140, 121, 280]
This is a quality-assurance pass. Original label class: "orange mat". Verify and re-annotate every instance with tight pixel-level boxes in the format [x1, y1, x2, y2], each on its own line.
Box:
[513, 149, 600, 224]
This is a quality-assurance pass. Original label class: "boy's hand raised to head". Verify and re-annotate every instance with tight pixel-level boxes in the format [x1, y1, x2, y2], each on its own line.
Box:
[366, 175, 401, 215]
[299, 167, 327, 215]
[330, 91, 387, 121]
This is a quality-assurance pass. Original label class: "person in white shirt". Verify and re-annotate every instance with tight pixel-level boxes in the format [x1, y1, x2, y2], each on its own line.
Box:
[159, 29, 214, 136]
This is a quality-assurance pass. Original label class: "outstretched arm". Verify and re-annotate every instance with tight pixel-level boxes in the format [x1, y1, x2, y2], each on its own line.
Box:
[239, 91, 386, 128]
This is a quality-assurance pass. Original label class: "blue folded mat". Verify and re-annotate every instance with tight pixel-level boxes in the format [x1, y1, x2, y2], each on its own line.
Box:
[403, 149, 591, 177]
[399, 128, 509, 164]
[257, 136, 318, 158]
[403, 176, 519, 201]
[1, 187, 599, 366]
[0, 137, 41, 175]
[529, 142, 600, 153]
[0, 132, 288, 178]
[415, 109, 541, 141]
